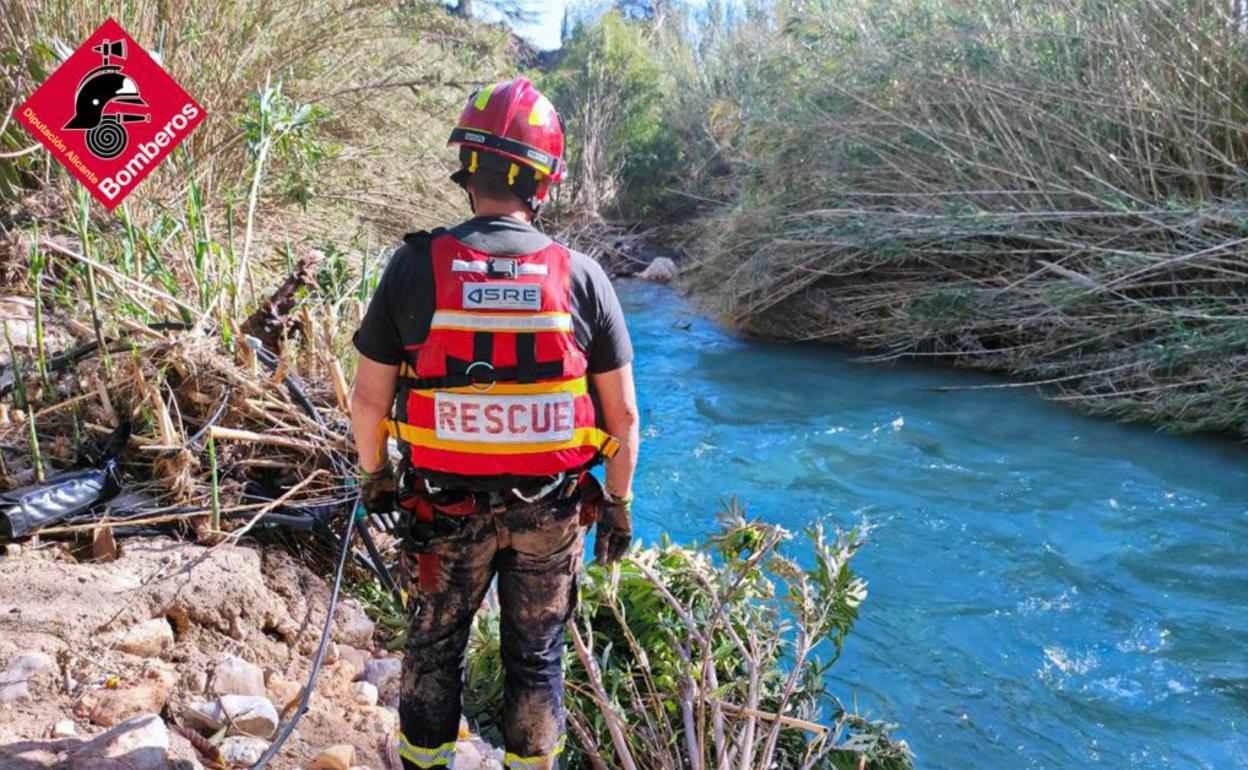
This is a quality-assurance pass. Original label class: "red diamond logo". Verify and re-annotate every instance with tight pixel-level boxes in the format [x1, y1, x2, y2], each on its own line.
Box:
[15, 18, 206, 211]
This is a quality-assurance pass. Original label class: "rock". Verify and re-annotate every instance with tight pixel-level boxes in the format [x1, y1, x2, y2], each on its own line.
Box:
[212, 652, 266, 697]
[454, 739, 485, 769]
[267, 671, 303, 708]
[220, 693, 279, 739]
[78, 663, 175, 727]
[337, 645, 368, 680]
[0, 650, 56, 703]
[220, 735, 271, 766]
[52, 719, 78, 737]
[114, 618, 175, 659]
[638, 257, 677, 282]
[182, 699, 227, 733]
[323, 641, 340, 665]
[68, 714, 169, 770]
[351, 681, 378, 706]
[4, 542, 21, 557]
[183, 668, 208, 693]
[333, 599, 376, 649]
[363, 657, 402, 708]
[362, 658, 401, 688]
[169, 729, 206, 770]
[308, 743, 356, 770]
[354, 705, 398, 735]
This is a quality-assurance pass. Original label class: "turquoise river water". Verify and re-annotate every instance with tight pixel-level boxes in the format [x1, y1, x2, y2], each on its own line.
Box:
[617, 280, 1248, 770]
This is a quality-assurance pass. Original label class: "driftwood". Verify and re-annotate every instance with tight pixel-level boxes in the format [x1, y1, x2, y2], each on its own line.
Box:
[240, 253, 321, 352]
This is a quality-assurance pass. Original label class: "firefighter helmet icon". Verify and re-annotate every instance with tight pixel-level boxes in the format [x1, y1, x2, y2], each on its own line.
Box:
[62, 38, 150, 159]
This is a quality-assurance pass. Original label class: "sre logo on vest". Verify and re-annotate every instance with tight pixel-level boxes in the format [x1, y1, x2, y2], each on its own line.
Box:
[16, 18, 206, 211]
[462, 282, 542, 310]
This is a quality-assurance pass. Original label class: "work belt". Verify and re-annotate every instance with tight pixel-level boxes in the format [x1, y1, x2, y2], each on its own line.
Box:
[397, 470, 585, 595]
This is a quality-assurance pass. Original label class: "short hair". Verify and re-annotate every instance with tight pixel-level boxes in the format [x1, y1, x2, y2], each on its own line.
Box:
[467, 167, 522, 204]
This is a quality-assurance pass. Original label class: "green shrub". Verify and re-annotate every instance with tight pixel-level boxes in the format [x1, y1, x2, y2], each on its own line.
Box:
[464, 500, 913, 770]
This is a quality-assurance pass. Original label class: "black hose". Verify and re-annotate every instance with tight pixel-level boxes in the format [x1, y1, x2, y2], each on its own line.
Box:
[250, 498, 359, 770]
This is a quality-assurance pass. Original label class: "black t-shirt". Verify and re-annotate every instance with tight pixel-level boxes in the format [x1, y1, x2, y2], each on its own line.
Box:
[353, 216, 633, 374]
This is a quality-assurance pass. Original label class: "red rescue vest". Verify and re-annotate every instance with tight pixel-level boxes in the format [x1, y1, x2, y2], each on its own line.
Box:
[386, 231, 619, 478]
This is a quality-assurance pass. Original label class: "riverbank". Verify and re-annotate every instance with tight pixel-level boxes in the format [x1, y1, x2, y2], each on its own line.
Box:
[541, 0, 1248, 440]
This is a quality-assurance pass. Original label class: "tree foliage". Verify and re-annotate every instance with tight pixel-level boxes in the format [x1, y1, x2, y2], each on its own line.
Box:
[542, 10, 680, 217]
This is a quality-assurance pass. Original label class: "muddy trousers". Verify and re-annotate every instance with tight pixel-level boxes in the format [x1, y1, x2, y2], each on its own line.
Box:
[398, 497, 583, 770]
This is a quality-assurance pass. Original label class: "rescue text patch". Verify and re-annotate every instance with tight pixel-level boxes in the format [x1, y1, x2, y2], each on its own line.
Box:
[462, 282, 542, 311]
[434, 392, 575, 443]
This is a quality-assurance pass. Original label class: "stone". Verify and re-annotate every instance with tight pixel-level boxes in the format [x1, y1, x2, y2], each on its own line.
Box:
[78, 664, 175, 727]
[638, 257, 677, 282]
[212, 652, 266, 697]
[337, 645, 368, 681]
[454, 740, 485, 769]
[169, 729, 206, 770]
[52, 719, 78, 737]
[0, 650, 56, 703]
[183, 668, 208, 693]
[267, 671, 303, 708]
[362, 657, 401, 688]
[220, 693, 279, 739]
[351, 681, 378, 706]
[220, 735, 271, 766]
[67, 714, 170, 770]
[323, 641, 340, 665]
[182, 699, 227, 733]
[333, 599, 376, 649]
[354, 705, 398, 735]
[114, 618, 175, 659]
[364, 657, 402, 708]
[308, 743, 356, 770]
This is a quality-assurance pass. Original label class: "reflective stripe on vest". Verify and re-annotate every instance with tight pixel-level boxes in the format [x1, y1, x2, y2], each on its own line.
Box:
[391, 232, 616, 477]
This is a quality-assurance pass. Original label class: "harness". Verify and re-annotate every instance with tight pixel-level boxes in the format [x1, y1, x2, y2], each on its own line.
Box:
[384, 229, 618, 478]
[384, 229, 619, 592]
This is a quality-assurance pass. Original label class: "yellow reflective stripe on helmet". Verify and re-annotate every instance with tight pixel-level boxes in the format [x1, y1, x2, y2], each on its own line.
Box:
[468, 150, 479, 173]
[414, 379, 589, 397]
[429, 311, 573, 333]
[508, 162, 520, 185]
[389, 422, 614, 456]
[527, 96, 552, 126]
[503, 734, 567, 769]
[474, 83, 497, 111]
[398, 735, 456, 767]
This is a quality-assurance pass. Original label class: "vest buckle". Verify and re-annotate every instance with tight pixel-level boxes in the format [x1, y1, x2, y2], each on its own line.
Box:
[465, 360, 496, 392]
[487, 257, 516, 278]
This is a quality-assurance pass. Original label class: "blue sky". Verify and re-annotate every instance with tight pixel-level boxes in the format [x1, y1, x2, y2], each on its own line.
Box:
[515, 0, 569, 50]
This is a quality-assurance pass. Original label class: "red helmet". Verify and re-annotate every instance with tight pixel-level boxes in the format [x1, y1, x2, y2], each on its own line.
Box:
[448, 77, 564, 184]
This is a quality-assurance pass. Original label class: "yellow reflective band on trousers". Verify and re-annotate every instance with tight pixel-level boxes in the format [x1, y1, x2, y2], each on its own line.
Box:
[398, 735, 456, 767]
[503, 734, 567, 769]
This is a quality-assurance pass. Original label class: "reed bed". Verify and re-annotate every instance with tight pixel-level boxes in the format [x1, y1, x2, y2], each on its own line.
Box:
[677, 0, 1248, 435]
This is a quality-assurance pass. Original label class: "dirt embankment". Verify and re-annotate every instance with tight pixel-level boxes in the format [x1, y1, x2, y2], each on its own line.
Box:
[0, 538, 498, 770]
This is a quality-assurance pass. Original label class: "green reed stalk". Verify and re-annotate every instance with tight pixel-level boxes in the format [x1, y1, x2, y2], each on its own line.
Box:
[4, 322, 43, 483]
[76, 190, 111, 376]
[208, 432, 221, 532]
[28, 224, 47, 385]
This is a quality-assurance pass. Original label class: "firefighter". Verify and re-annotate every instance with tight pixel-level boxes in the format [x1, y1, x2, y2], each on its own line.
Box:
[348, 77, 639, 770]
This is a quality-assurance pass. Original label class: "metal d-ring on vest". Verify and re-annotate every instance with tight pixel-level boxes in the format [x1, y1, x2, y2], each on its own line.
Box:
[465, 360, 496, 392]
